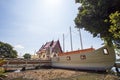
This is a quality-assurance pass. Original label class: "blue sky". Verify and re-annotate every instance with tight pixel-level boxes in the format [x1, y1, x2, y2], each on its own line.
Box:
[0, 0, 103, 56]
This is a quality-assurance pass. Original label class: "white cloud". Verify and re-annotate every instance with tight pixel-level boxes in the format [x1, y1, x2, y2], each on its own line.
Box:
[14, 45, 24, 49]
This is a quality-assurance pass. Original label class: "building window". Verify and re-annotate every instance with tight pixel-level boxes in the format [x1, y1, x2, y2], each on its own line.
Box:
[39, 55, 41, 58]
[53, 54, 58, 57]
[80, 55, 86, 60]
[43, 55, 45, 58]
[103, 48, 109, 55]
[47, 56, 49, 59]
[53, 54, 56, 57]
[66, 56, 71, 61]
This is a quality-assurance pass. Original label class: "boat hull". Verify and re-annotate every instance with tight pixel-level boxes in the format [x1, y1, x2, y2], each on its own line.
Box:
[52, 46, 115, 71]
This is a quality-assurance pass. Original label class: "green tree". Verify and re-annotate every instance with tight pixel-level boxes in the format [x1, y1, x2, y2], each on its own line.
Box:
[107, 11, 120, 48]
[23, 53, 31, 59]
[75, 0, 120, 47]
[0, 41, 18, 58]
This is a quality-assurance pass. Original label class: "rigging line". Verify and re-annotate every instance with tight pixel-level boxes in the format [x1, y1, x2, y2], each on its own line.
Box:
[71, 28, 84, 50]
[70, 28, 78, 37]
[64, 31, 70, 40]
[78, 29, 83, 49]
[72, 31, 79, 36]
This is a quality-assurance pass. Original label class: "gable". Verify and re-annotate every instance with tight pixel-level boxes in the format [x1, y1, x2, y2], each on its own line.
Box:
[37, 40, 63, 54]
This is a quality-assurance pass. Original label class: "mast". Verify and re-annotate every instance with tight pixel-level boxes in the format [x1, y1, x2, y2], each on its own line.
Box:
[63, 33, 65, 52]
[70, 27, 73, 51]
[78, 28, 83, 49]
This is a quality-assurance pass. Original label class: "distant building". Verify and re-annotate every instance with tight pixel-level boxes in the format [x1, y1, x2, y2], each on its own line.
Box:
[37, 40, 62, 60]
[31, 54, 39, 59]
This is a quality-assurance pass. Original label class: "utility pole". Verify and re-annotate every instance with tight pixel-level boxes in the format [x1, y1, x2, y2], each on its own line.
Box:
[70, 27, 73, 51]
[78, 28, 83, 49]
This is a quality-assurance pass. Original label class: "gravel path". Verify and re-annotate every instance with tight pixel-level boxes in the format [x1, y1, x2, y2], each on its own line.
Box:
[4, 69, 119, 80]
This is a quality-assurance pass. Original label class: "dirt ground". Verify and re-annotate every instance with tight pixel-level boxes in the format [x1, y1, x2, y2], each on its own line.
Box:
[4, 69, 120, 80]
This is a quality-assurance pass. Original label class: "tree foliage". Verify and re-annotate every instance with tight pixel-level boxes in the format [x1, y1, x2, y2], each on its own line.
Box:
[23, 53, 31, 59]
[75, 0, 120, 47]
[0, 41, 18, 58]
[107, 11, 120, 48]
[109, 12, 120, 37]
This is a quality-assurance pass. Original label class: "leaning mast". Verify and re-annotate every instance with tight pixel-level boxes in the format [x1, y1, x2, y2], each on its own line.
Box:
[63, 34, 65, 52]
[70, 27, 73, 51]
[78, 28, 83, 49]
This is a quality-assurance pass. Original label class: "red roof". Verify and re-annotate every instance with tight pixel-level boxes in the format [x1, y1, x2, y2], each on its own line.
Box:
[58, 48, 95, 56]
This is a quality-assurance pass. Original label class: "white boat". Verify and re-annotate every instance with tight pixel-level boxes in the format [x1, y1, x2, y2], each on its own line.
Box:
[51, 45, 115, 71]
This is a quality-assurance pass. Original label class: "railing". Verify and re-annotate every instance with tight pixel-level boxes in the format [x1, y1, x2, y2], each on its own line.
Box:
[0, 58, 51, 71]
